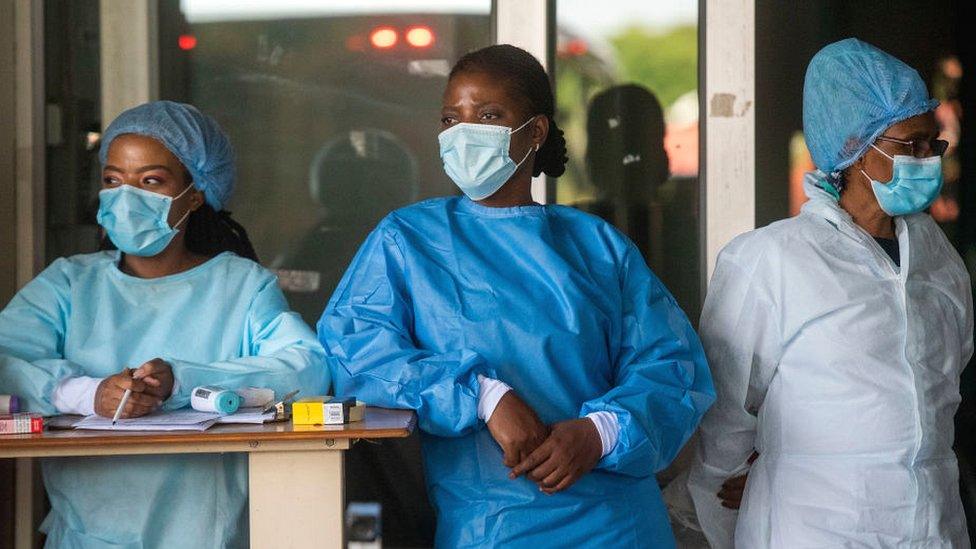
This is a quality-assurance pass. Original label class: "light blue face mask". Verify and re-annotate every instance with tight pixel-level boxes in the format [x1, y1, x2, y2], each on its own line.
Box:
[438, 117, 538, 201]
[862, 144, 943, 216]
[96, 184, 193, 257]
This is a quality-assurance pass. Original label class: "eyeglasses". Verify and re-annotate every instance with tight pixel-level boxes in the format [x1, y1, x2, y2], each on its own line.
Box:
[876, 135, 949, 158]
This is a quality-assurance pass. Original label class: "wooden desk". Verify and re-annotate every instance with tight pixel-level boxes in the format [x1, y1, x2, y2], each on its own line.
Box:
[0, 408, 416, 549]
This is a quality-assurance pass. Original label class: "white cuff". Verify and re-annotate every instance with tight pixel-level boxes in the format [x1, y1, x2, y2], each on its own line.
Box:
[477, 375, 512, 422]
[52, 376, 103, 416]
[170, 376, 180, 400]
[586, 411, 620, 458]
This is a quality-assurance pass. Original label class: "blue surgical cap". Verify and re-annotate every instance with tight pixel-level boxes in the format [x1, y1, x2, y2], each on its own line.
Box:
[99, 101, 236, 211]
[802, 38, 938, 180]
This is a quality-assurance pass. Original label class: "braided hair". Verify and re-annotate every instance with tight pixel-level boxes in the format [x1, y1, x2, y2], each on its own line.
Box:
[184, 203, 259, 261]
[449, 44, 568, 178]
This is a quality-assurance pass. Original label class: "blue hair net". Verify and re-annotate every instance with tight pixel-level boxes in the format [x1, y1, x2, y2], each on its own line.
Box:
[99, 101, 236, 211]
[802, 38, 938, 187]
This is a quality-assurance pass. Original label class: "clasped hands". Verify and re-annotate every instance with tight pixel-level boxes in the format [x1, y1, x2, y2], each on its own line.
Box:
[93, 358, 175, 419]
[486, 391, 602, 495]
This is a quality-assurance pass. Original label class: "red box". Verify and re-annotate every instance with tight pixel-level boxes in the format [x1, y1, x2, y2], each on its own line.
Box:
[0, 413, 44, 434]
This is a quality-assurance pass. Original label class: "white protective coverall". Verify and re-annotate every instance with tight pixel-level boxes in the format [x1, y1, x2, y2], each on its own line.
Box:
[688, 176, 974, 548]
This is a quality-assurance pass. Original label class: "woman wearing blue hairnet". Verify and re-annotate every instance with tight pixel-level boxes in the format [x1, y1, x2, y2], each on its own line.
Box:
[688, 38, 973, 547]
[0, 100, 329, 547]
[318, 44, 715, 548]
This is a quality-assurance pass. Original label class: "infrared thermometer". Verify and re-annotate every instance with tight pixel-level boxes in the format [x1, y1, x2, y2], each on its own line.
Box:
[190, 386, 242, 415]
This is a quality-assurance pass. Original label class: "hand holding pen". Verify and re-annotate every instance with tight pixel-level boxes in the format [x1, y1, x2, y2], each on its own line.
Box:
[94, 367, 163, 421]
[131, 358, 175, 401]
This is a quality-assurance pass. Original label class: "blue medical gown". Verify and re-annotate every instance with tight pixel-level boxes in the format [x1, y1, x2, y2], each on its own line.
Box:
[0, 251, 329, 548]
[318, 197, 714, 548]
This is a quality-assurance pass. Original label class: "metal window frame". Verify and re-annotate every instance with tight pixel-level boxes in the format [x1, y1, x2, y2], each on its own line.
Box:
[9, 9, 47, 549]
[0, 0, 18, 305]
[13, 0, 45, 291]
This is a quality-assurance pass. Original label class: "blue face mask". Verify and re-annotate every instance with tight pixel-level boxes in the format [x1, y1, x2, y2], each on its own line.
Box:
[96, 184, 193, 257]
[438, 117, 538, 200]
[862, 144, 943, 216]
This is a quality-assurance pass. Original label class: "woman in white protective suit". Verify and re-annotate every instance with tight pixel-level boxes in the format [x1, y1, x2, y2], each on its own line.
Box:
[688, 38, 974, 548]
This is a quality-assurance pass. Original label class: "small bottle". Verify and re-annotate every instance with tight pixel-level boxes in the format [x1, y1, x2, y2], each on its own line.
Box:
[0, 395, 20, 415]
[190, 386, 242, 415]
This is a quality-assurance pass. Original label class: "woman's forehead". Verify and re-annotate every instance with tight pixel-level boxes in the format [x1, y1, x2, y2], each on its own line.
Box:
[443, 71, 522, 109]
[106, 134, 182, 166]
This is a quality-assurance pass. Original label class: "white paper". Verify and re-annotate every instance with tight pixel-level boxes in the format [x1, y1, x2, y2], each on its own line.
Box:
[75, 409, 221, 431]
[215, 406, 276, 424]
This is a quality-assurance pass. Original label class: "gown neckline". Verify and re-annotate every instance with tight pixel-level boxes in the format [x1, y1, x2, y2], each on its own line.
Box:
[455, 196, 548, 218]
[109, 250, 235, 284]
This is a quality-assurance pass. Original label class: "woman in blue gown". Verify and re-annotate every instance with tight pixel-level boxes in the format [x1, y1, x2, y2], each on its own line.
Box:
[318, 45, 714, 548]
[0, 101, 329, 547]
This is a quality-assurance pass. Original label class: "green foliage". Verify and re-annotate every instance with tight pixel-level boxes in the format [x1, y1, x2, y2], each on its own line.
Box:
[609, 25, 697, 107]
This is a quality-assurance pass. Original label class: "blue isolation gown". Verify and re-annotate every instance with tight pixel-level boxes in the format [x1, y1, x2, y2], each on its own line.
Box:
[318, 197, 714, 548]
[0, 251, 329, 548]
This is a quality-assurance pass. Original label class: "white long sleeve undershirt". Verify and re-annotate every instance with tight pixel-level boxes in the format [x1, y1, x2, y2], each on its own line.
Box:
[477, 375, 619, 457]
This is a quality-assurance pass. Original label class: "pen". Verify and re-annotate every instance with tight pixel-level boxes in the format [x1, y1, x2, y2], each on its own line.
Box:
[112, 389, 132, 425]
[111, 368, 139, 425]
[262, 389, 300, 414]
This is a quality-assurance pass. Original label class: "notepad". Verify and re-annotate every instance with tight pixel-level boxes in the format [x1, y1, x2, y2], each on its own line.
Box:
[74, 409, 221, 431]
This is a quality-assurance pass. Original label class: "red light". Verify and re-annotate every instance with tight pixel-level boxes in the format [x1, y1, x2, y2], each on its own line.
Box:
[405, 26, 435, 48]
[178, 34, 197, 51]
[370, 27, 398, 49]
[565, 39, 588, 57]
